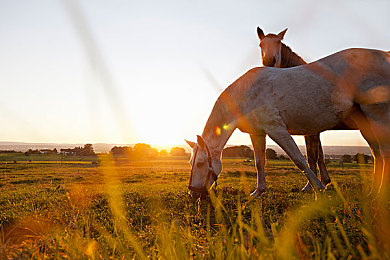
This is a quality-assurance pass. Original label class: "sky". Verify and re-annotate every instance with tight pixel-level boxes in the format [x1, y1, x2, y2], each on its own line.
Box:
[0, 0, 389, 148]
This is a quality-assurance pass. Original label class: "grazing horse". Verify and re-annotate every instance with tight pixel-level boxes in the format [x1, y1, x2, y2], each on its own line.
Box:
[257, 27, 356, 191]
[186, 48, 390, 198]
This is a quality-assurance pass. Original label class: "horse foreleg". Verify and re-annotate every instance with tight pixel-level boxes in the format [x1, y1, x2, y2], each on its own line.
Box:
[249, 133, 267, 197]
[351, 109, 385, 193]
[266, 127, 325, 192]
[368, 124, 390, 194]
[359, 127, 383, 192]
[359, 103, 390, 194]
[371, 129, 390, 194]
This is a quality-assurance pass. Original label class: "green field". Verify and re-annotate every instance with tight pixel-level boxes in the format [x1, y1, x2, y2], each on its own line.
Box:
[0, 154, 389, 259]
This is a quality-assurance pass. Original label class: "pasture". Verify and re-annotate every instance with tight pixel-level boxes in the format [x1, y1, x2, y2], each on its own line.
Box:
[0, 154, 389, 259]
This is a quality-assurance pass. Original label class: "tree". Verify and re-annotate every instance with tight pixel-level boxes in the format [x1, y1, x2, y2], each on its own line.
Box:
[39, 148, 58, 155]
[60, 144, 95, 156]
[111, 144, 159, 159]
[150, 148, 159, 158]
[222, 145, 253, 158]
[353, 153, 365, 163]
[266, 148, 278, 160]
[352, 153, 373, 164]
[25, 149, 40, 155]
[133, 143, 154, 158]
[159, 149, 168, 157]
[110, 146, 133, 156]
[170, 147, 186, 156]
[82, 144, 95, 156]
[366, 154, 373, 163]
[279, 154, 288, 160]
[341, 154, 352, 163]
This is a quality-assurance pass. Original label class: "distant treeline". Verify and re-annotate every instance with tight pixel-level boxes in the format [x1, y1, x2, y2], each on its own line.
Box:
[111, 145, 287, 160]
[221, 146, 374, 164]
[60, 144, 95, 156]
[0, 143, 374, 164]
[0, 150, 20, 153]
[222, 146, 289, 160]
[110, 144, 187, 159]
[222, 145, 254, 158]
[341, 153, 373, 163]
[23, 144, 96, 156]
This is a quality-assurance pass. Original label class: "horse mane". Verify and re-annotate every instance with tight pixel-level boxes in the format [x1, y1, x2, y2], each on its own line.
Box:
[280, 43, 306, 67]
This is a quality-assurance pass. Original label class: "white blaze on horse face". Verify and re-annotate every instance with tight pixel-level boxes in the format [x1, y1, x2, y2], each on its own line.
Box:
[189, 145, 212, 191]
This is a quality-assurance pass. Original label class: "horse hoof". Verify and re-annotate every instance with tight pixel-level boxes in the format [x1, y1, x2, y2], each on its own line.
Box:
[322, 179, 331, 187]
[250, 188, 265, 198]
[325, 183, 334, 191]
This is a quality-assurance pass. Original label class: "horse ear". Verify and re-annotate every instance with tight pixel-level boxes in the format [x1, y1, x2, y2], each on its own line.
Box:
[185, 139, 195, 148]
[257, 27, 265, 40]
[196, 135, 206, 149]
[277, 28, 288, 40]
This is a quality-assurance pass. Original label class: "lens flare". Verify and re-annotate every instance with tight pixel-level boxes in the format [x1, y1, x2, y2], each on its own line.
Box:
[215, 126, 221, 135]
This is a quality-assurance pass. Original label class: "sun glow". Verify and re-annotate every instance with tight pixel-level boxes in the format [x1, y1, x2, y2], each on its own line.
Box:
[128, 87, 195, 147]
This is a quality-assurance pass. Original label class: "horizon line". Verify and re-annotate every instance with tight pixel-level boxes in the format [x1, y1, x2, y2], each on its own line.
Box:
[0, 140, 370, 148]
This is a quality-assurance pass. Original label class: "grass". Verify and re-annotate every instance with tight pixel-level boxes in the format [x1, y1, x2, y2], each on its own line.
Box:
[0, 152, 98, 162]
[0, 154, 389, 259]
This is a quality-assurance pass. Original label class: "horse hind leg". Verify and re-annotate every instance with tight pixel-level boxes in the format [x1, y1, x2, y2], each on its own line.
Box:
[302, 135, 331, 192]
[266, 126, 325, 193]
[305, 135, 319, 176]
[317, 139, 331, 186]
[302, 135, 320, 191]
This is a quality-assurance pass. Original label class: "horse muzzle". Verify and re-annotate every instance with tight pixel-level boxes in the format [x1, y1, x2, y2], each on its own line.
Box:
[188, 189, 208, 199]
[263, 57, 276, 67]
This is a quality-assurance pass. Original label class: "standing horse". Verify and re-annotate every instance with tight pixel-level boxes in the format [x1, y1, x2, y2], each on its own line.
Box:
[186, 48, 390, 198]
[257, 27, 356, 191]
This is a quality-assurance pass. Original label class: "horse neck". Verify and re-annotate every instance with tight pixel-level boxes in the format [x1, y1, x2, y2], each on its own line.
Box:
[280, 43, 306, 68]
[201, 100, 236, 157]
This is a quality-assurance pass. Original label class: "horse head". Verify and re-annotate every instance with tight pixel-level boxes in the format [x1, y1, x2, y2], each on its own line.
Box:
[185, 135, 221, 198]
[257, 27, 287, 67]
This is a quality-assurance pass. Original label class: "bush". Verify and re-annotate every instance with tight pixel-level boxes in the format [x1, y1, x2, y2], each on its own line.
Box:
[266, 148, 278, 160]
[110, 146, 133, 156]
[159, 150, 168, 157]
[222, 145, 254, 158]
[341, 154, 352, 163]
[352, 153, 372, 164]
[170, 147, 186, 156]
